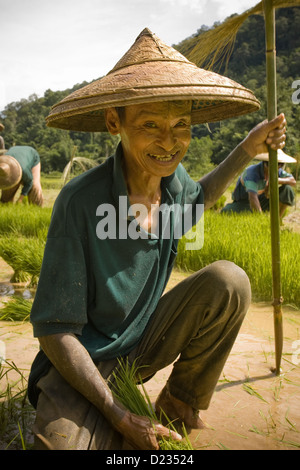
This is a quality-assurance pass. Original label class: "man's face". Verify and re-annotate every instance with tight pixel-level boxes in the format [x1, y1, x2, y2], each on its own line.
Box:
[107, 101, 192, 179]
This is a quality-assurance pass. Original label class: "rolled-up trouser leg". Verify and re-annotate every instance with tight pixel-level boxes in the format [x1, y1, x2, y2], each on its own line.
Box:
[32, 359, 124, 450]
[130, 260, 251, 410]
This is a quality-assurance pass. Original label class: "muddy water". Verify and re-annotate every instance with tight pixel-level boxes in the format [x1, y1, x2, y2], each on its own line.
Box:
[0, 282, 35, 299]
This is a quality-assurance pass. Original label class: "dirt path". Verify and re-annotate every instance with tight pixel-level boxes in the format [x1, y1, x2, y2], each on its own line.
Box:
[1, 264, 300, 451]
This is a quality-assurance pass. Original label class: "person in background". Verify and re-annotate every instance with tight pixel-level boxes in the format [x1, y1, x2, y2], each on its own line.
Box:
[221, 150, 296, 218]
[0, 145, 43, 206]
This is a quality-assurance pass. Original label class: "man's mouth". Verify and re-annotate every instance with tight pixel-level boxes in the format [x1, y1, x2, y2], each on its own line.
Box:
[148, 152, 178, 162]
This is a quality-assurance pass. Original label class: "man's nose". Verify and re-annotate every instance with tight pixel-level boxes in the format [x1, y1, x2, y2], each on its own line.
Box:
[157, 128, 176, 151]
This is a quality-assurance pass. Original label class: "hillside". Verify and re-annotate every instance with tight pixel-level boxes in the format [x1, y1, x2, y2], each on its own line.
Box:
[0, 6, 299, 175]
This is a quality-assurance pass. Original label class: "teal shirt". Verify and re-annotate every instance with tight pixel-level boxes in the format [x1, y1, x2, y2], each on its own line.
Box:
[29, 144, 203, 405]
[6, 146, 40, 195]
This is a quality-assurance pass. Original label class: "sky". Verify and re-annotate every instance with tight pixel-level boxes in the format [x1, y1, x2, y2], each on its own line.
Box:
[0, 0, 259, 111]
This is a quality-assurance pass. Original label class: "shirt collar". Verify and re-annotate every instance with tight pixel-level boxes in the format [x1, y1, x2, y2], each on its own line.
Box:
[112, 143, 128, 203]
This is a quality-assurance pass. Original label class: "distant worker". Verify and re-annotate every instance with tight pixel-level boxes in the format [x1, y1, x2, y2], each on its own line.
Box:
[0, 123, 5, 152]
[221, 150, 296, 218]
[0, 145, 43, 206]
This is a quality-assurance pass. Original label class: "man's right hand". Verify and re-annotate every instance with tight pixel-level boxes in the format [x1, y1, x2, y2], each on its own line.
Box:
[117, 411, 182, 450]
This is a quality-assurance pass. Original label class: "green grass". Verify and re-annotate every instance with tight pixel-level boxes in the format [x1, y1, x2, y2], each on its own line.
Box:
[0, 203, 51, 238]
[41, 173, 64, 190]
[0, 204, 49, 284]
[0, 360, 35, 450]
[176, 211, 300, 309]
[0, 297, 33, 322]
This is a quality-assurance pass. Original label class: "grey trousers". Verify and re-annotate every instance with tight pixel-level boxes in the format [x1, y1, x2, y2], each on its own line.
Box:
[32, 260, 251, 450]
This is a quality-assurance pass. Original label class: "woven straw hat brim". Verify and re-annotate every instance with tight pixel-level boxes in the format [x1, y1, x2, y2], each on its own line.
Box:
[46, 28, 260, 132]
[0, 155, 22, 190]
[0, 123, 4, 132]
[255, 149, 297, 163]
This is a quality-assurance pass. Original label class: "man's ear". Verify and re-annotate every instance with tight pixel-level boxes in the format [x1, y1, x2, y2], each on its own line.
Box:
[105, 108, 121, 135]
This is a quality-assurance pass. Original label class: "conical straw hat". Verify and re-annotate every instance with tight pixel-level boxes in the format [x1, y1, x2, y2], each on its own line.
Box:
[0, 155, 22, 190]
[255, 149, 297, 164]
[46, 28, 260, 132]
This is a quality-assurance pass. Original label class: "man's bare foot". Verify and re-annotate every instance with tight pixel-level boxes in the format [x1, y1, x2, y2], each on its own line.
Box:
[155, 384, 205, 435]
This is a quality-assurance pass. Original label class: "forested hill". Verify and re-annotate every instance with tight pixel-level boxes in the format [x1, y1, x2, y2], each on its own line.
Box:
[1, 6, 299, 175]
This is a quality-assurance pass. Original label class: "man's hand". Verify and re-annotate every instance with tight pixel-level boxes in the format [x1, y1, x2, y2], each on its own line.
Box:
[242, 113, 287, 158]
[117, 411, 182, 450]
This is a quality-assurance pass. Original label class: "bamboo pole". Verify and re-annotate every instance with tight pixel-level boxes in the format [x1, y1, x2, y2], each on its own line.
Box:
[263, 0, 283, 375]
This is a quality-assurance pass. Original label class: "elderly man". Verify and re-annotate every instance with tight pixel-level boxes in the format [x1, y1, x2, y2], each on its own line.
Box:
[28, 29, 286, 450]
[0, 145, 43, 206]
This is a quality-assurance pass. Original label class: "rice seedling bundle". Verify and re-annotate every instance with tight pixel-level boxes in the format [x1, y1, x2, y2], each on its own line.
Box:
[0, 297, 32, 322]
[0, 235, 46, 285]
[176, 212, 300, 308]
[111, 359, 193, 450]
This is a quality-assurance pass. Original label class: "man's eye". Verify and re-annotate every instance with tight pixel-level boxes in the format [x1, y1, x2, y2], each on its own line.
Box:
[175, 121, 190, 128]
[145, 122, 157, 128]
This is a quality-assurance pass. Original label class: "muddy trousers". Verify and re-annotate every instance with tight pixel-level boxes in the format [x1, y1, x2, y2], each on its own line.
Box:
[32, 260, 251, 450]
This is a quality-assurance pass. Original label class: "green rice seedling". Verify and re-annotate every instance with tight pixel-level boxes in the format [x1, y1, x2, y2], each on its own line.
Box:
[111, 358, 193, 450]
[249, 425, 268, 437]
[0, 360, 35, 450]
[176, 211, 300, 308]
[242, 384, 269, 404]
[0, 204, 51, 238]
[0, 297, 32, 322]
[274, 437, 300, 449]
[273, 379, 283, 401]
[285, 409, 298, 432]
[0, 235, 45, 285]
[216, 442, 231, 450]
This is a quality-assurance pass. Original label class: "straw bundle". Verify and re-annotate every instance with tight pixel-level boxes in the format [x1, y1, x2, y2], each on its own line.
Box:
[62, 146, 98, 185]
[180, 0, 300, 70]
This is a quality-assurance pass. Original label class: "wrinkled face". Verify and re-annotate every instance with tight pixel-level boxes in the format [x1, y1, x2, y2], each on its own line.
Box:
[105, 101, 192, 178]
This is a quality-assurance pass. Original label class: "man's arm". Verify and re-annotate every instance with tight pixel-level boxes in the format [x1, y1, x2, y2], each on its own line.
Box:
[199, 114, 287, 210]
[38, 333, 181, 450]
[278, 175, 296, 186]
[248, 191, 262, 212]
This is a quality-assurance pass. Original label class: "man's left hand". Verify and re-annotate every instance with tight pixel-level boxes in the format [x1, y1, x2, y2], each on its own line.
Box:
[242, 113, 287, 159]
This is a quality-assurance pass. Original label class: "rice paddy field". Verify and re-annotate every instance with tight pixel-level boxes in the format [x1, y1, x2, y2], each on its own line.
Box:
[0, 175, 300, 450]
[177, 211, 300, 309]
